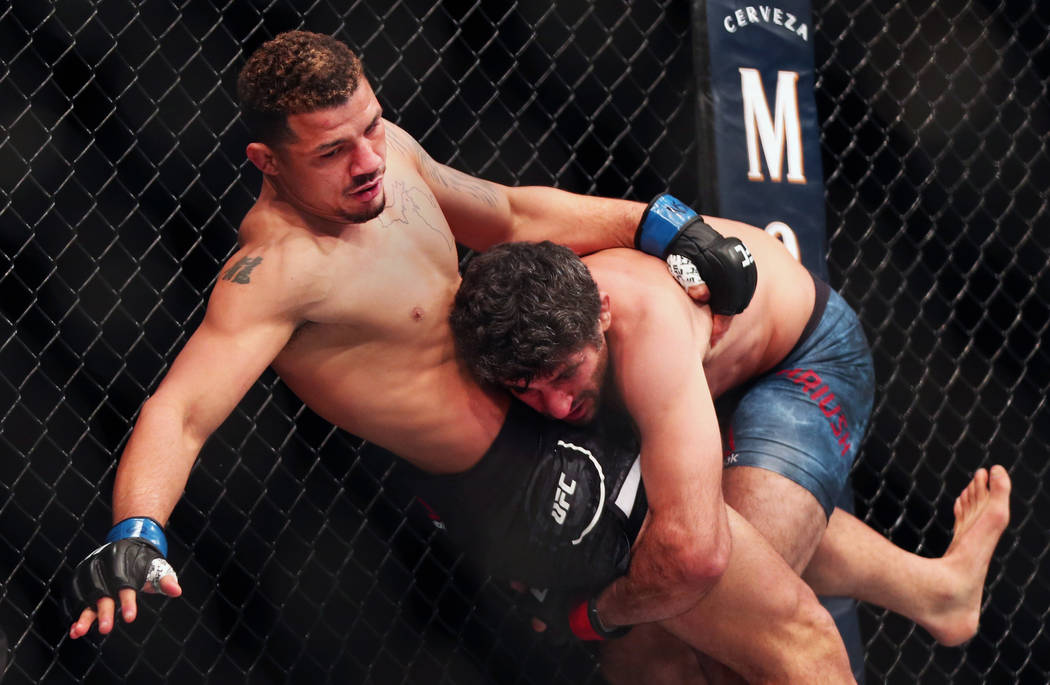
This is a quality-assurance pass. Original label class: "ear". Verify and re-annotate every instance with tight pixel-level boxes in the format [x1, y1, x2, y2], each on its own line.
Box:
[246, 142, 279, 175]
[598, 291, 612, 332]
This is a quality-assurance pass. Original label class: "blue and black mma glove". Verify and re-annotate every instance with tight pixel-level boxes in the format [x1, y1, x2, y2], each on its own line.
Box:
[635, 193, 758, 315]
[68, 517, 176, 612]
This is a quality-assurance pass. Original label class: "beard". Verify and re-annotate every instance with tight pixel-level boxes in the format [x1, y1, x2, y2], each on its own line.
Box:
[339, 190, 386, 223]
[564, 347, 614, 426]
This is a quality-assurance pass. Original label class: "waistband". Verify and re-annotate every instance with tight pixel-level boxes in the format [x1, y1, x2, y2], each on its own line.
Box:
[784, 271, 831, 362]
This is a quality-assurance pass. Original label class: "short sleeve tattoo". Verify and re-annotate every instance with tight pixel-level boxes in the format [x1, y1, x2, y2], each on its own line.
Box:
[222, 256, 263, 284]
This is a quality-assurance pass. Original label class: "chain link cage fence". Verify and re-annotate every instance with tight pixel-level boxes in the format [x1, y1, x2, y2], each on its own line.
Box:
[1, 0, 1047, 683]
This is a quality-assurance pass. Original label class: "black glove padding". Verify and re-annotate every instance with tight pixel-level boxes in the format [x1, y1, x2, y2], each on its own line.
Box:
[670, 227, 757, 315]
[636, 194, 758, 315]
[68, 538, 167, 611]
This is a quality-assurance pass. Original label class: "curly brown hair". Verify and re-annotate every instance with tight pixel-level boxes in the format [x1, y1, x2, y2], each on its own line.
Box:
[450, 241, 604, 386]
[237, 30, 364, 146]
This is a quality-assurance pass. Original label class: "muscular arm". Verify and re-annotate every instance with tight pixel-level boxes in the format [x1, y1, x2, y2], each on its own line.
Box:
[386, 123, 639, 254]
[113, 300, 297, 524]
[70, 242, 311, 638]
[588, 254, 731, 627]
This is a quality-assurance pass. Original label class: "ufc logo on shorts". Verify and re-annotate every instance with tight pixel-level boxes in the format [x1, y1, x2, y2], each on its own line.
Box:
[735, 243, 755, 267]
[551, 472, 576, 525]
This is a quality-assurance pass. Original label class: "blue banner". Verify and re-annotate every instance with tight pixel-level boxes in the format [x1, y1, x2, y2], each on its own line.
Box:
[695, 0, 828, 280]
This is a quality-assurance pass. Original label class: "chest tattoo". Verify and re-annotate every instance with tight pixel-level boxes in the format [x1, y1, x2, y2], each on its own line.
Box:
[380, 179, 454, 252]
[222, 256, 263, 284]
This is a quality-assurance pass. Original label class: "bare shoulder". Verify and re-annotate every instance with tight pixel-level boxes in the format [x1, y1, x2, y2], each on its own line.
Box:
[209, 232, 337, 327]
[585, 248, 678, 299]
[383, 120, 425, 171]
[584, 249, 706, 330]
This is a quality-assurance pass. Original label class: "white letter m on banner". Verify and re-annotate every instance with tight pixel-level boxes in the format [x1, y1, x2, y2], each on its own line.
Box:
[739, 68, 806, 184]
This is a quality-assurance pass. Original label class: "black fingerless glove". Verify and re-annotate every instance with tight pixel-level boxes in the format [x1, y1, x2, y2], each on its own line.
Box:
[68, 517, 171, 611]
[635, 194, 758, 315]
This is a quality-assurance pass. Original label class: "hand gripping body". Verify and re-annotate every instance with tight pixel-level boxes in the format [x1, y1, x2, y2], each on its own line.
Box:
[635, 194, 758, 315]
[69, 517, 176, 609]
[522, 587, 631, 643]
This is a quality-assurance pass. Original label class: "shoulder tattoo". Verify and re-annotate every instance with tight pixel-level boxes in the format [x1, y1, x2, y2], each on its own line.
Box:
[387, 125, 498, 208]
[422, 157, 499, 208]
[222, 256, 263, 284]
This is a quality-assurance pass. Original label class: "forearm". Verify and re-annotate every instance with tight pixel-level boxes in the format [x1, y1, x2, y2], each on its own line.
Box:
[112, 398, 204, 525]
[503, 186, 640, 254]
[658, 506, 853, 682]
[593, 502, 732, 627]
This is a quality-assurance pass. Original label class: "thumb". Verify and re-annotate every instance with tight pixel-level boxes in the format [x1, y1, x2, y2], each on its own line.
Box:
[686, 283, 711, 303]
[157, 573, 182, 598]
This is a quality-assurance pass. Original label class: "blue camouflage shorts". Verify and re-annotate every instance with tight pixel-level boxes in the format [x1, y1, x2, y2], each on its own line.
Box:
[717, 276, 874, 517]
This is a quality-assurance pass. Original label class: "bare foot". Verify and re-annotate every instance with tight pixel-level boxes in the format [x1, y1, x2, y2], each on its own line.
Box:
[921, 465, 1011, 646]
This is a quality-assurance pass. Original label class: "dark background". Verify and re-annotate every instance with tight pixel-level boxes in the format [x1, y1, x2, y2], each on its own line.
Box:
[1, 0, 1047, 682]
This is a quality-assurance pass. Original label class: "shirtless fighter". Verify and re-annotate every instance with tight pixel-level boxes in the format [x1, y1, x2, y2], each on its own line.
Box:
[450, 221, 1011, 681]
[67, 30, 860, 683]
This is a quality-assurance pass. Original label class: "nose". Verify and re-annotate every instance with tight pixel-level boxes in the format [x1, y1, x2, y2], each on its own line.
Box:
[350, 141, 383, 177]
[544, 389, 574, 420]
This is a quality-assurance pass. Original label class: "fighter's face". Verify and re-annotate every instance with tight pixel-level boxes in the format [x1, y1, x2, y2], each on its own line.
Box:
[506, 341, 610, 425]
[273, 79, 387, 224]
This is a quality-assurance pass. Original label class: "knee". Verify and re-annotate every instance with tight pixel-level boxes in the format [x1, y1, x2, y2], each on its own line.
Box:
[600, 626, 706, 685]
[778, 588, 854, 684]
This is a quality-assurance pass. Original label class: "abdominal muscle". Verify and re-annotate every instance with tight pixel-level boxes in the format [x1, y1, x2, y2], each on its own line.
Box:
[273, 328, 508, 473]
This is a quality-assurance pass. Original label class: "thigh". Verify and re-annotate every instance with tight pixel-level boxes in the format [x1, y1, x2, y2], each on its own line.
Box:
[722, 465, 827, 572]
[657, 506, 850, 683]
[600, 624, 715, 685]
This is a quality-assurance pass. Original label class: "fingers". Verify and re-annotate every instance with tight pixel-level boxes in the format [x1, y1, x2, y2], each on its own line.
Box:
[686, 283, 711, 302]
[69, 606, 98, 639]
[119, 588, 138, 624]
[531, 617, 548, 633]
[68, 579, 181, 639]
[95, 596, 117, 634]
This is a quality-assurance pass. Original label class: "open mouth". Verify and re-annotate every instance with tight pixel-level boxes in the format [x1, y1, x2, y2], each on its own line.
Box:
[349, 177, 382, 201]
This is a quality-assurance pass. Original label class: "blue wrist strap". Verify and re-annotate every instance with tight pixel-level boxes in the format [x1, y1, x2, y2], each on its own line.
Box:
[106, 517, 168, 557]
[636, 194, 698, 256]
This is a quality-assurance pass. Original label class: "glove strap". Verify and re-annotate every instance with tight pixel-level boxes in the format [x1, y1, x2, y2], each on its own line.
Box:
[568, 598, 631, 641]
[106, 517, 168, 557]
[635, 193, 699, 256]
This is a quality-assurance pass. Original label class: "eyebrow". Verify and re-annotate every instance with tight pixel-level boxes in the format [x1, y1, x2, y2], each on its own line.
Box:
[313, 111, 382, 154]
[555, 362, 581, 380]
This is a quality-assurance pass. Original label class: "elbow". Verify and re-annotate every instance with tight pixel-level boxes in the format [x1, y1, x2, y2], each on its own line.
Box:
[137, 395, 206, 452]
[690, 537, 732, 587]
[670, 531, 731, 591]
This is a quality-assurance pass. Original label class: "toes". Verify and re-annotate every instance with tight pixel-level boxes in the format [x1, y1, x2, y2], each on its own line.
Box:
[989, 465, 1012, 496]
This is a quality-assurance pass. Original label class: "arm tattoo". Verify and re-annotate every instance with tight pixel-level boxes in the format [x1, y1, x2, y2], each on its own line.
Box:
[222, 256, 263, 284]
[421, 156, 499, 208]
[387, 125, 499, 208]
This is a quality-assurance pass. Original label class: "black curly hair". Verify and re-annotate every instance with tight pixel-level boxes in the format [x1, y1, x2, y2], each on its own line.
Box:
[450, 241, 603, 386]
[237, 30, 365, 146]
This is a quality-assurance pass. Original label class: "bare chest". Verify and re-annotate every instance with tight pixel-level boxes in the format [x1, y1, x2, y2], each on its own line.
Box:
[300, 174, 460, 331]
